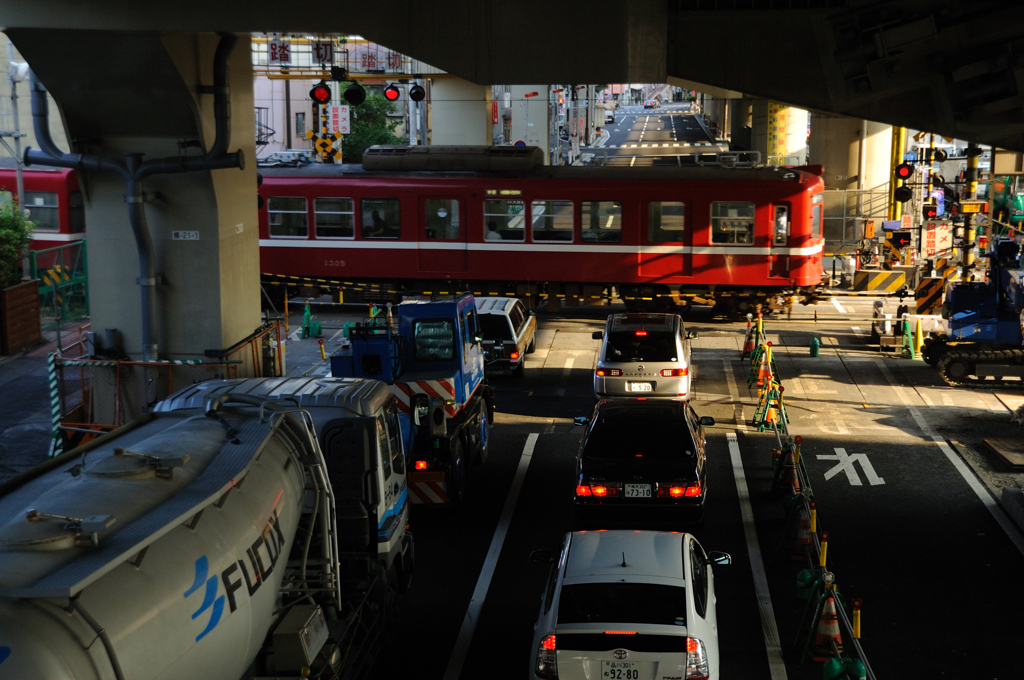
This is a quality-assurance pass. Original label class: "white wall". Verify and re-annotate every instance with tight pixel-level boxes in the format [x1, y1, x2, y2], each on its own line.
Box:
[431, 78, 490, 145]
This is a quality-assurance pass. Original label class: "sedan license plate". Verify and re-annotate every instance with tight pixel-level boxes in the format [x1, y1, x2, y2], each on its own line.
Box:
[627, 382, 652, 392]
[602, 660, 641, 679]
[625, 483, 652, 498]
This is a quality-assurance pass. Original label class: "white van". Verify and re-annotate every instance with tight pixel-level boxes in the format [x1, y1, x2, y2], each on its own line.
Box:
[474, 297, 537, 377]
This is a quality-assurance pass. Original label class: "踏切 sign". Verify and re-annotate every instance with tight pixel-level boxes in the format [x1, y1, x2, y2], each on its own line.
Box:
[313, 41, 334, 64]
[268, 38, 291, 66]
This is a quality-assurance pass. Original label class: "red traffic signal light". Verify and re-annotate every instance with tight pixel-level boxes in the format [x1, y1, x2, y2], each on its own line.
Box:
[409, 84, 425, 101]
[309, 80, 331, 105]
[383, 85, 400, 101]
[895, 162, 914, 180]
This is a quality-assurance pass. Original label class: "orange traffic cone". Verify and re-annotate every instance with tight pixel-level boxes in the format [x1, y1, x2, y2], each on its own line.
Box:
[810, 595, 844, 662]
[741, 320, 755, 358]
[756, 345, 772, 387]
[790, 505, 813, 560]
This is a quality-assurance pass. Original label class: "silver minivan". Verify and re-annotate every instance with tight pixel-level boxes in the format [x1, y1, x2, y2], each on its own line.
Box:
[592, 313, 697, 400]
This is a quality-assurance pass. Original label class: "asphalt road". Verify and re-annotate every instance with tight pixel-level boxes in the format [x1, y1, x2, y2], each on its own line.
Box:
[588, 103, 727, 166]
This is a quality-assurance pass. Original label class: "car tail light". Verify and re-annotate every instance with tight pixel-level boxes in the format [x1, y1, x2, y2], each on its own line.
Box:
[535, 634, 558, 679]
[660, 368, 689, 377]
[577, 483, 621, 497]
[414, 460, 427, 470]
[511, 351, 520, 361]
[595, 368, 623, 377]
[604, 630, 637, 635]
[685, 637, 709, 680]
[635, 330, 647, 336]
[658, 483, 702, 498]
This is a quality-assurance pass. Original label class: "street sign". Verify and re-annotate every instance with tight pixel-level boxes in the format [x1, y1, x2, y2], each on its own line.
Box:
[329, 105, 350, 134]
[268, 38, 291, 66]
[313, 41, 334, 64]
[959, 199, 988, 214]
[514, 140, 525, 147]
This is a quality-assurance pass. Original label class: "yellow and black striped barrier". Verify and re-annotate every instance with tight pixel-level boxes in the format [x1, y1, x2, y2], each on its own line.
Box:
[853, 269, 906, 292]
[915, 277, 943, 315]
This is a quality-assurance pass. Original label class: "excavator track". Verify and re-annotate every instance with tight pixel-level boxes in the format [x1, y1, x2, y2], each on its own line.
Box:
[938, 348, 1024, 388]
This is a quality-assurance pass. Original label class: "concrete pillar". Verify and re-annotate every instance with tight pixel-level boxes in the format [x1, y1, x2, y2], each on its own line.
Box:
[431, 78, 490, 145]
[9, 30, 260, 360]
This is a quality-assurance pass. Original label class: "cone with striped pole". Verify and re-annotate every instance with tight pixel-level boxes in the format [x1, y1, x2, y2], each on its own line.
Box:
[810, 593, 844, 662]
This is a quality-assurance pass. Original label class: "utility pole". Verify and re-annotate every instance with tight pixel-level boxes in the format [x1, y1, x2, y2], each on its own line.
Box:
[4, 45, 28, 274]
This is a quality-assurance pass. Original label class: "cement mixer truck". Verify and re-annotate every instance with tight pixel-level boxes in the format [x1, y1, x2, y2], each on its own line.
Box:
[0, 376, 414, 680]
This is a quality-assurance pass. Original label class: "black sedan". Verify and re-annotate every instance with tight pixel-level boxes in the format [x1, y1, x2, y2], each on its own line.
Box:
[572, 399, 714, 528]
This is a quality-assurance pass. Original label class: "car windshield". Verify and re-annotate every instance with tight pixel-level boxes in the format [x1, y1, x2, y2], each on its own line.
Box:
[604, 330, 677, 362]
[478, 314, 513, 341]
[583, 419, 697, 460]
[557, 583, 687, 626]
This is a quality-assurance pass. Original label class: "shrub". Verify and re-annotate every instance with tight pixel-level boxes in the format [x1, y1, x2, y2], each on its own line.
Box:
[0, 201, 34, 289]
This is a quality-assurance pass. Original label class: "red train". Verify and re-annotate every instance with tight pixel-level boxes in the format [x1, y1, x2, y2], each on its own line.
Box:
[0, 157, 85, 252]
[258, 146, 826, 315]
[4, 147, 827, 316]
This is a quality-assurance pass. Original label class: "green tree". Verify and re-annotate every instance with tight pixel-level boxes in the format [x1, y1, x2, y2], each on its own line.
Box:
[0, 201, 33, 289]
[341, 89, 408, 163]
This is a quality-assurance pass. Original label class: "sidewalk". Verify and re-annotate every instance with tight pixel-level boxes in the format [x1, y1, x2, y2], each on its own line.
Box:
[0, 321, 90, 485]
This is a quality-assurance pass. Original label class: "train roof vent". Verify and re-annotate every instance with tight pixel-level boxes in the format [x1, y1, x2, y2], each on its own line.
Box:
[362, 145, 543, 172]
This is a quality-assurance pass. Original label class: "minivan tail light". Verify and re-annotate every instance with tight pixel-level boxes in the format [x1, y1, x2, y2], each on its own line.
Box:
[536, 634, 558, 679]
[596, 368, 623, 377]
[685, 637, 709, 679]
[660, 368, 689, 377]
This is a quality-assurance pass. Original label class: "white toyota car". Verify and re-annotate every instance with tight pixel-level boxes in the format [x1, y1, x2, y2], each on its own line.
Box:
[529, 530, 731, 680]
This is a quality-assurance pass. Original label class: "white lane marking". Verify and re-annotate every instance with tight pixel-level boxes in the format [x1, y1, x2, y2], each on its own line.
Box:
[873, 359, 1024, 556]
[728, 432, 788, 680]
[443, 433, 539, 680]
[722, 358, 747, 430]
[555, 356, 575, 397]
[831, 298, 848, 314]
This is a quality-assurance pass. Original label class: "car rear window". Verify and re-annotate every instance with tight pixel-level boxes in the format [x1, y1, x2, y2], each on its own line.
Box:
[478, 314, 513, 341]
[557, 583, 687, 626]
[604, 330, 678, 362]
[583, 421, 697, 460]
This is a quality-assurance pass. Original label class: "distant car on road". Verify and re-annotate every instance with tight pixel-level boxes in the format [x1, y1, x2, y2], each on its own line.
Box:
[604, 109, 615, 124]
[475, 296, 537, 377]
[592, 312, 698, 400]
[572, 398, 714, 528]
[529, 529, 731, 680]
[643, 99, 660, 109]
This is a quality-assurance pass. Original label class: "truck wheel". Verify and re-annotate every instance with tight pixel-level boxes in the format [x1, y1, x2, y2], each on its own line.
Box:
[448, 439, 466, 506]
[527, 337, 536, 354]
[513, 360, 525, 378]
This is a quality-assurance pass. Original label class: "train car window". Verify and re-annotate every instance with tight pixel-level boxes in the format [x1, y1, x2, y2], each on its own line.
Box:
[812, 204, 822, 239]
[69, 191, 86, 233]
[773, 205, 789, 246]
[531, 200, 573, 242]
[581, 201, 622, 243]
[711, 201, 755, 245]
[483, 199, 526, 241]
[425, 199, 460, 240]
[362, 198, 401, 239]
[413, 319, 455, 361]
[314, 197, 355, 239]
[648, 202, 686, 242]
[23, 191, 60, 231]
[268, 197, 309, 238]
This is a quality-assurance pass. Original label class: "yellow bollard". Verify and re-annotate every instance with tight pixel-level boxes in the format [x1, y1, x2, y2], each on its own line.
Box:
[809, 499, 817, 533]
[852, 598, 862, 639]
[793, 435, 802, 465]
[284, 295, 289, 333]
[756, 312, 763, 339]
[913, 318, 924, 358]
[318, 338, 326, 360]
[819, 530, 829, 568]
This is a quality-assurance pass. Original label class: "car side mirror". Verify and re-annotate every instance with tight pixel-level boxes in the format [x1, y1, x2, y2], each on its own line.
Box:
[592, 331, 604, 340]
[699, 416, 715, 426]
[707, 551, 732, 566]
[528, 309, 536, 317]
[573, 416, 588, 427]
[530, 548, 554, 563]
[686, 330, 699, 340]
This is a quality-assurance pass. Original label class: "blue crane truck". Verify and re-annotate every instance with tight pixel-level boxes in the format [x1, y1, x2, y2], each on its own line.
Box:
[923, 237, 1024, 386]
[331, 293, 495, 505]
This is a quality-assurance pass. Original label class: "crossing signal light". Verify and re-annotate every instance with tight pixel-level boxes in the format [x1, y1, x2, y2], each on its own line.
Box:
[309, 80, 331, 105]
[383, 84, 400, 101]
[895, 162, 914, 180]
[894, 185, 914, 203]
[409, 84, 425, 101]
[923, 202, 939, 220]
[344, 83, 366, 106]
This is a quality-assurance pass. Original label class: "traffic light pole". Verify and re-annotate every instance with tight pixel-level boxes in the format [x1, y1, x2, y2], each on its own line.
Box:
[958, 142, 982, 280]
